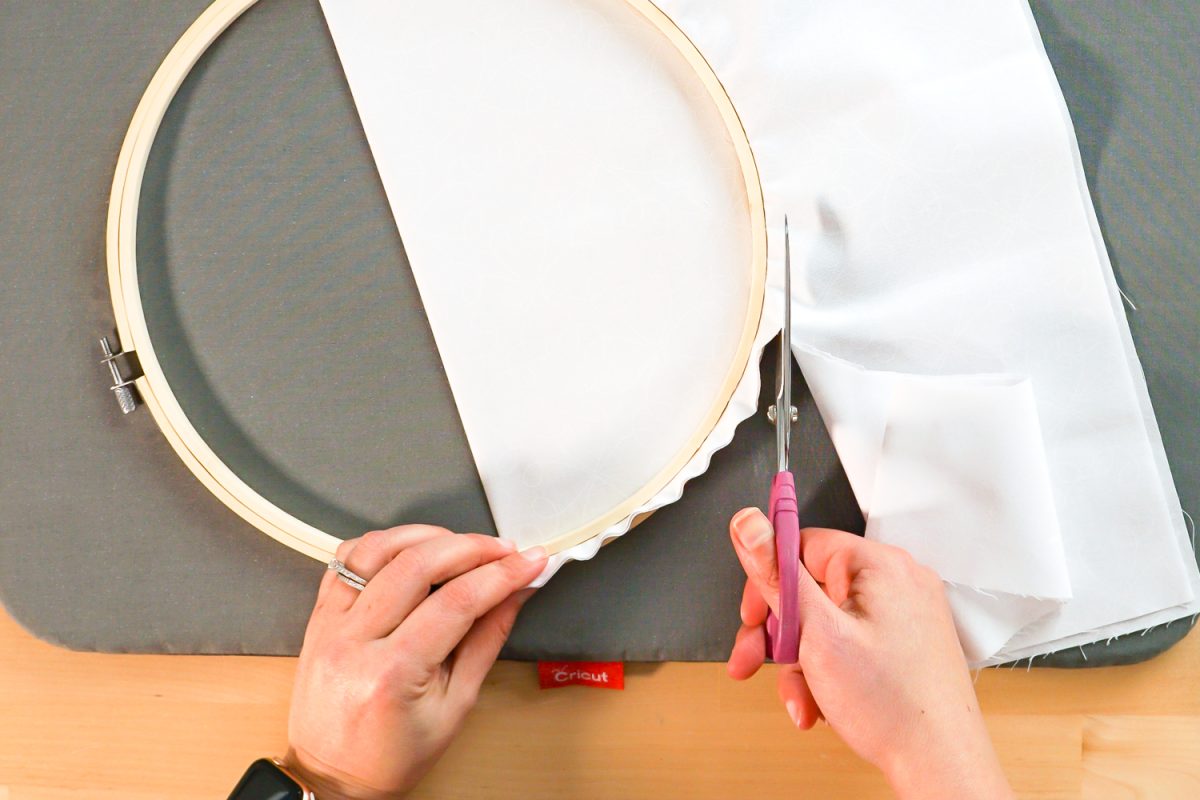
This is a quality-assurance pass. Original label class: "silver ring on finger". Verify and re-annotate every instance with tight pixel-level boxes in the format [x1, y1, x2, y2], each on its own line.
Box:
[328, 559, 368, 591]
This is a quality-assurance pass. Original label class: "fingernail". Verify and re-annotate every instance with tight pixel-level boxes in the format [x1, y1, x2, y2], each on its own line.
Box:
[733, 508, 773, 549]
[785, 699, 801, 728]
[519, 545, 547, 562]
[497, 537, 518, 551]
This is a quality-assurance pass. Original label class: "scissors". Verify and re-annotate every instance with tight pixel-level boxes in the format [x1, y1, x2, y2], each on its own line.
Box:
[764, 216, 802, 665]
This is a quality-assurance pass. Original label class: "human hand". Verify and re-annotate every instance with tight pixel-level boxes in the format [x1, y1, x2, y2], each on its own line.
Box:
[727, 509, 1012, 800]
[283, 526, 547, 799]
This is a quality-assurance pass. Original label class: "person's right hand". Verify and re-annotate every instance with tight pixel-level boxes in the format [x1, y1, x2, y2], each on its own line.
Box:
[727, 508, 1013, 800]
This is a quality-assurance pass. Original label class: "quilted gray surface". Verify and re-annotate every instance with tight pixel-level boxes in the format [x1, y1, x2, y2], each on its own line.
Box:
[0, 0, 1195, 665]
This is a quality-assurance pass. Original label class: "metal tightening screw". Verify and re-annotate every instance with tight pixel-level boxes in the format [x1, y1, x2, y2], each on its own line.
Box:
[767, 404, 798, 425]
[99, 337, 138, 415]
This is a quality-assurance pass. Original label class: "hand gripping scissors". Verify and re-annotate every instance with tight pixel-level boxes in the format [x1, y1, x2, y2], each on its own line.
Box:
[764, 216, 802, 665]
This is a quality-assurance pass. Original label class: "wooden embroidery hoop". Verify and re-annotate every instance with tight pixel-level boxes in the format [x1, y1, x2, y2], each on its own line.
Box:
[105, 0, 768, 561]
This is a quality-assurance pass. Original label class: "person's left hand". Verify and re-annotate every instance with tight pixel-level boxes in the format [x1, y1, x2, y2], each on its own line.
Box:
[282, 525, 548, 799]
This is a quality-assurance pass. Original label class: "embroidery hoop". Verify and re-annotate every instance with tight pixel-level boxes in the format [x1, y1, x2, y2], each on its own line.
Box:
[105, 0, 767, 561]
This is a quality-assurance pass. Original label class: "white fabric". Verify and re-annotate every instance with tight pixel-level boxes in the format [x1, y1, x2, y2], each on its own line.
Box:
[658, 0, 1200, 663]
[320, 0, 1200, 663]
[317, 0, 779, 585]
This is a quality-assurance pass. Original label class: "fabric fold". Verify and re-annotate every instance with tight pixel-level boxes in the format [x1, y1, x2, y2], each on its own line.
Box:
[796, 346, 1071, 661]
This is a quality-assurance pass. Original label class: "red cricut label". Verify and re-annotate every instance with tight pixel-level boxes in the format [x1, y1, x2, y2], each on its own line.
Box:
[537, 661, 624, 690]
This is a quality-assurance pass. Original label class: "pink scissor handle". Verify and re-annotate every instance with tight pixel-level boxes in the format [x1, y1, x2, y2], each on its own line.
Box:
[765, 471, 801, 664]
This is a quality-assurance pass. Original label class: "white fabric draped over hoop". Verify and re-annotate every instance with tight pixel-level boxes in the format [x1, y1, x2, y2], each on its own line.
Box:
[321, 0, 1200, 663]
[318, 0, 769, 563]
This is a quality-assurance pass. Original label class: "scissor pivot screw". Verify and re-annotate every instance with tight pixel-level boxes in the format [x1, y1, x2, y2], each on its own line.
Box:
[767, 404, 798, 425]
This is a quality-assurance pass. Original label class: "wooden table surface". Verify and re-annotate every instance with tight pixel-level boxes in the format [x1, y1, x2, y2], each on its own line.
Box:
[1, 607, 1198, 799]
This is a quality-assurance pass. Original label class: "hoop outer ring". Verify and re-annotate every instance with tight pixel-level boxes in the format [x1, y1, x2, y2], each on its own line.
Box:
[105, 0, 769, 562]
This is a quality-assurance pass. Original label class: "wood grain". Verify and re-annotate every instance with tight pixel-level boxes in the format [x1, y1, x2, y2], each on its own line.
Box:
[1, 608, 1197, 799]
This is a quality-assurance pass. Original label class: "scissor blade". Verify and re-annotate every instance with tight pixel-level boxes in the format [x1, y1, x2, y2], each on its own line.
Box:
[776, 216, 792, 473]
